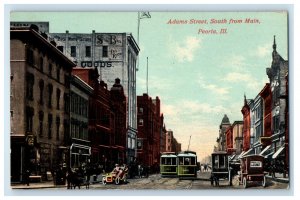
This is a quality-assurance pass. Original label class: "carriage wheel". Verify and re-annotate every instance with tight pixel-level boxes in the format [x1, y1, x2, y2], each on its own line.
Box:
[262, 176, 266, 187]
[243, 177, 247, 189]
[115, 177, 120, 185]
[228, 171, 232, 186]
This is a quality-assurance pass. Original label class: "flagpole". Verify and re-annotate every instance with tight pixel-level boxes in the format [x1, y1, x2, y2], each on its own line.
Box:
[147, 57, 148, 95]
[137, 12, 140, 71]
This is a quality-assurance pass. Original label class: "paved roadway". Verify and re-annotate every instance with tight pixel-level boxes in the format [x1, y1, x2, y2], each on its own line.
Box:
[41, 171, 288, 190]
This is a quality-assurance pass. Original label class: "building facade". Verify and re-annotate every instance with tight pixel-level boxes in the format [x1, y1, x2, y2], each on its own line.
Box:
[50, 31, 140, 163]
[10, 25, 75, 182]
[232, 121, 243, 155]
[217, 114, 231, 151]
[266, 36, 288, 175]
[137, 94, 162, 167]
[241, 96, 252, 153]
[68, 75, 93, 169]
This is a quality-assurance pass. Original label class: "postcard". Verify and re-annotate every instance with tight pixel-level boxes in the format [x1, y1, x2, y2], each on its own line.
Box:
[8, 10, 289, 193]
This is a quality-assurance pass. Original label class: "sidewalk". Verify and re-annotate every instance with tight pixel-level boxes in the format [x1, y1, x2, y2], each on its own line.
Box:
[11, 174, 104, 189]
[265, 172, 289, 183]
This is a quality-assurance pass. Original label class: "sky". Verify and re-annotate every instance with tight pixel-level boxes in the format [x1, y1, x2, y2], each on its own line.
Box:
[10, 11, 288, 162]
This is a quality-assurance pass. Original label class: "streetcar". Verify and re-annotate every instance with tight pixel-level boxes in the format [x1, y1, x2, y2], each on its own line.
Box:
[210, 151, 232, 186]
[160, 152, 178, 177]
[177, 151, 198, 178]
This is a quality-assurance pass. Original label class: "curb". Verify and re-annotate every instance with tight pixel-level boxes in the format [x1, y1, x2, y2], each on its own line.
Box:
[266, 176, 289, 184]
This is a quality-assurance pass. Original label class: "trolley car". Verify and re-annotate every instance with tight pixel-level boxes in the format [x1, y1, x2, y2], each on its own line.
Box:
[177, 151, 197, 178]
[160, 152, 178, 177]
[210, 151, 232, 186]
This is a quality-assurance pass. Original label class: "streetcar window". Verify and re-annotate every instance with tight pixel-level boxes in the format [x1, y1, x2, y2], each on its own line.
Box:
[179, 157, 184, 165]
[214, 155, 219, 168]
[172, 158, 176, 165]
[191, 157, 196, 165]
[184, 157, 190, 165]
[219, 155, 226, 168]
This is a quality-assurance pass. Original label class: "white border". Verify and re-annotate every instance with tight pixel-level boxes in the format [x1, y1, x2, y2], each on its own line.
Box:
[1, 0, 298, 199]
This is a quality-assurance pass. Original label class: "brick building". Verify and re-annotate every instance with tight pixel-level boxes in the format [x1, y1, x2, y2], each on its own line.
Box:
[10, 25, 75, 182]
[137, 94, 162, 167]
[241, 96, 252, 153]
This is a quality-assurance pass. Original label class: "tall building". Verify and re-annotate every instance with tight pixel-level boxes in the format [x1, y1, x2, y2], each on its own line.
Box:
[11, 22, 140, 164]
[10, 25, 75, 182]
[51, 30, 140, 164]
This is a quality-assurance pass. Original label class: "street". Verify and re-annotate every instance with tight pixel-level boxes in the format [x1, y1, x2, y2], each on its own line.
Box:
[39, 171, 288, 190]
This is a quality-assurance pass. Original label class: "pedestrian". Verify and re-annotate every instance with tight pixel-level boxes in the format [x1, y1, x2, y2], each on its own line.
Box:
[24, 169, 30, 186]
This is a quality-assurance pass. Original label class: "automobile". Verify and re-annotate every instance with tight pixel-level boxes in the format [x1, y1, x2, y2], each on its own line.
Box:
[239, 154, 266, 188]
[102, 165, 128, 185]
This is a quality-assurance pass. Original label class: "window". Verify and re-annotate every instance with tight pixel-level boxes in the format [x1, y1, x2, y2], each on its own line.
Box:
[26, 73, 34, 100]
[57, 46, 64, 52]
[86, 46, 91, 57]
[39, 80, 44, 105]
[56, 66, 60, 81]
[56, 88, 61, 109]
[39, 111, 44, 136]
[64, 93, 70, 112]
[26, 48, 34, 65]
[48, 114, 53, 139]
[102, 46, 108, 57]
[26, 107, 34, 133]
[139, 107, 143, 113]
[138, 118, 144, 126]
[48, 63, 52, 77]
[48, 84, 53, 108]
[71, 46, 76, 57]
[56, 117, 60, 140]
[39, 57, 44, 72]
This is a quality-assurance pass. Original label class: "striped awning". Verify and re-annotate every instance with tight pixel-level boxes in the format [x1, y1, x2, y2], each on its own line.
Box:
[272, 146, 285, 159]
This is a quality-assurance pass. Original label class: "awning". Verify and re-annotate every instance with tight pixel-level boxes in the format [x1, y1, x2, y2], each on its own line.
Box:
[272, 146, 285, 159]
[238, 151, 245, 159]
[259, 145, 271, 156]
[265, 152, 273, 159]
[229, 154, 236, 161]
[242, 148, 254, 157]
